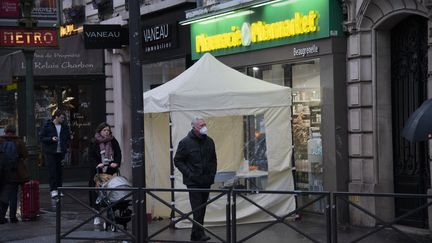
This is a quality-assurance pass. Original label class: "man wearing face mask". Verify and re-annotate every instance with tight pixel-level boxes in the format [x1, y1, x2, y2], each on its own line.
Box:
[174, 117, 217, 242]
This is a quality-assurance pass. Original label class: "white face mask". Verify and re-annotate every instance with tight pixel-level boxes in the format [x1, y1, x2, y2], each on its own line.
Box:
[199, 126, 208, 135]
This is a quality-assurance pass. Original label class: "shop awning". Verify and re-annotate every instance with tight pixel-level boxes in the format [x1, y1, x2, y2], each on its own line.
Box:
[0, 35, 104, 79]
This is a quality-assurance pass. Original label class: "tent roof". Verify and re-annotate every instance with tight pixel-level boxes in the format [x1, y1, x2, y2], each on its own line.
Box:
[143, 53, 291, 113]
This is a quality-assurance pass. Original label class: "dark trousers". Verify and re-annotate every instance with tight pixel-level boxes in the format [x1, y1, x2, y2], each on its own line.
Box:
[45, 153, 64, 191]
[88, 177, 100, 211]
[0, 183, 18, 219]
[0, 201, 7, 220]
[188, 185, 210, 239]
[7, 183, 18, 219]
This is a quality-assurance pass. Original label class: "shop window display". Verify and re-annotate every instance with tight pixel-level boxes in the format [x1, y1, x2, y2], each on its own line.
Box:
[34, 84, 94, 167]
[245, 59, 323, 212]
[212, 114, 268, 191]
[241, 114, 268, 190]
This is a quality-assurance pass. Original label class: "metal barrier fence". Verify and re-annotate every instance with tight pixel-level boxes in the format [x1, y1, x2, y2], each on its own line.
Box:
[332, 192, 432, 243]
[56, 187, 140, 243]
[56, 187, 432, 243]
[231, 189, 331, 243]
[143, 188, 231, 243]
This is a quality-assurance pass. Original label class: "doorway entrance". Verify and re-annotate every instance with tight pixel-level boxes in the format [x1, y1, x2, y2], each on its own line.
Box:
[391, 15, 430, 228]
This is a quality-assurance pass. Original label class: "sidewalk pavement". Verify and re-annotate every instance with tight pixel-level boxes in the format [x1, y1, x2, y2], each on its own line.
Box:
[0, 183, 431, 243]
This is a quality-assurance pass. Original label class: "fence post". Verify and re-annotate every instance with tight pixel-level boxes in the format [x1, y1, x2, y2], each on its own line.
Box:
[232, 190, 237, 243]
[331, 192, 338, 243]
[139, 188, 144, 243]
[326, 192, 331, 243]
[226, 189, 231, 243]
[56, 190, 62, 243]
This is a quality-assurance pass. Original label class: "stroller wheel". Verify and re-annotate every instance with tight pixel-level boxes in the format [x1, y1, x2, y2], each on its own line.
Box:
[110, 224, 116, 232]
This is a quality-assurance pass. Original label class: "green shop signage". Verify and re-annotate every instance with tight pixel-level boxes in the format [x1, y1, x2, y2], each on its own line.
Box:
[188, 0, 342, 60]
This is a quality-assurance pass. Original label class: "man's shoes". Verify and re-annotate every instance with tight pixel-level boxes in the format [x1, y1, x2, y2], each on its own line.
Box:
[200, 234, 211, 241]
[0, 218, 6, 224]
[199, 234, 211, 241]
[191, 233, 211, 242]
[50, 190, 59, 198]
[9, 217, 18, 223]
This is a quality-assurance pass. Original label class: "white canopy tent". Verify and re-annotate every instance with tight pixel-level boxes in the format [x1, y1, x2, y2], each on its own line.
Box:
[143, 53, 295, 226]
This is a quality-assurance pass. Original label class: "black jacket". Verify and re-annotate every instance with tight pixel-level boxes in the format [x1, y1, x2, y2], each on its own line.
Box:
[39, 120, 70, 154]
[88, 137, 122, 176]
[174, 130, 217, 186]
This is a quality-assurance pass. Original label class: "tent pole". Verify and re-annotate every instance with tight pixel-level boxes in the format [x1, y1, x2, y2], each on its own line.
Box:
[169, 113, 175, 224]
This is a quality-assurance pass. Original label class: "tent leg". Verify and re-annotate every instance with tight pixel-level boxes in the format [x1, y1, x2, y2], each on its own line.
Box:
[169, 114, 176, 226]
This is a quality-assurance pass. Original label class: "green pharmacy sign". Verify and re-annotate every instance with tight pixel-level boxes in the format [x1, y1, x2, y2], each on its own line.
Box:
[188, 0, 343, 60]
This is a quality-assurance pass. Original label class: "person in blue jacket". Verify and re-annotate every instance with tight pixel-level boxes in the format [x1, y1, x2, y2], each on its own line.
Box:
[39, 110, 70, 198]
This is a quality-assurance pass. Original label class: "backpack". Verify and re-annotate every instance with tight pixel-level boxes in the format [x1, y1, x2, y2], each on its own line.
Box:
[0, 140, 18, 170]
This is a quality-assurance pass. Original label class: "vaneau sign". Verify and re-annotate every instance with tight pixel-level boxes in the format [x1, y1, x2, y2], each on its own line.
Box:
[83, 25, 128, 49]
[187, 0, 342, 60]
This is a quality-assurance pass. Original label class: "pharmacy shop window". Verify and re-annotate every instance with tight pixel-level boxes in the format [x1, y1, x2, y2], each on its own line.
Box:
[246, 59, 323, 212]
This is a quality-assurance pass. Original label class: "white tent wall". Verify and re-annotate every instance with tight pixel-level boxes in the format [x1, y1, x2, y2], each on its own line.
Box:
[144, 113, 172, 217]
[144, 113, 245, 218]
[172, 114, 244, 172]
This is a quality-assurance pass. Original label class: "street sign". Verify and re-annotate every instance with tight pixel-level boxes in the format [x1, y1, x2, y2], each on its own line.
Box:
[0, 27, 58, 47]
[83, 25, 128, 49]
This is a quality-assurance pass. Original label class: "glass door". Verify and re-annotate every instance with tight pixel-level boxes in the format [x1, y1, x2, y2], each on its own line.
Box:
[34, 83, 95, 168]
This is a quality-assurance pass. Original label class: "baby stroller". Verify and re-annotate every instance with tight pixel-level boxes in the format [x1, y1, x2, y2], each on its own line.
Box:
[94, 173, 133, 232]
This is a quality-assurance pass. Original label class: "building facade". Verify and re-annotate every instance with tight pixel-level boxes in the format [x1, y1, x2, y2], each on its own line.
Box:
[183, 0, 349, 216]
[69, 0, 432, 230]
[2, 0, 430, 230]
[85, 0, 195, 181]
[343, 0, 432, 229]
[0, 0, 106, 184]
[185, 0, 432, 230]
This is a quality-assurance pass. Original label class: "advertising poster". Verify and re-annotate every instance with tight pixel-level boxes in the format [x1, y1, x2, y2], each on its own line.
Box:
[32, 0, 57, 19]
[0, 0, 57, 20]
[0, 0, 19, 18]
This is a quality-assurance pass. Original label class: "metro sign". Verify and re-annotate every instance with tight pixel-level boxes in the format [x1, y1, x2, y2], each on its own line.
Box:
[0, 28, 58, 47]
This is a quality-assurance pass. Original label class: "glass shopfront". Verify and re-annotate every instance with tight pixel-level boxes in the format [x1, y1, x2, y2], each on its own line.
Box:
[0, 35, 106, 184]
[241, 58, 324, 212]
[0, 84, 17, 134]
[181, 0, 346, 214]
[34, 81, 103, 167]
[142, 58, 186, 90]
[16, 77, 106, 183]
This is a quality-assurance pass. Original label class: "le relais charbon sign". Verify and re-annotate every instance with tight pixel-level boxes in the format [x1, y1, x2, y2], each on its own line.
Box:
[189, 0, 342, 60]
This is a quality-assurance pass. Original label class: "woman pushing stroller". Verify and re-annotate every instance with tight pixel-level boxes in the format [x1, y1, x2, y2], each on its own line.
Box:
[88, 122, 122, 226]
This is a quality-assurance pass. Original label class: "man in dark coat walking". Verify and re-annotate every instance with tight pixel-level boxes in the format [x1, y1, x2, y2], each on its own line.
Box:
[174, 117, 217, 242]
[39, 110, 70, 198]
